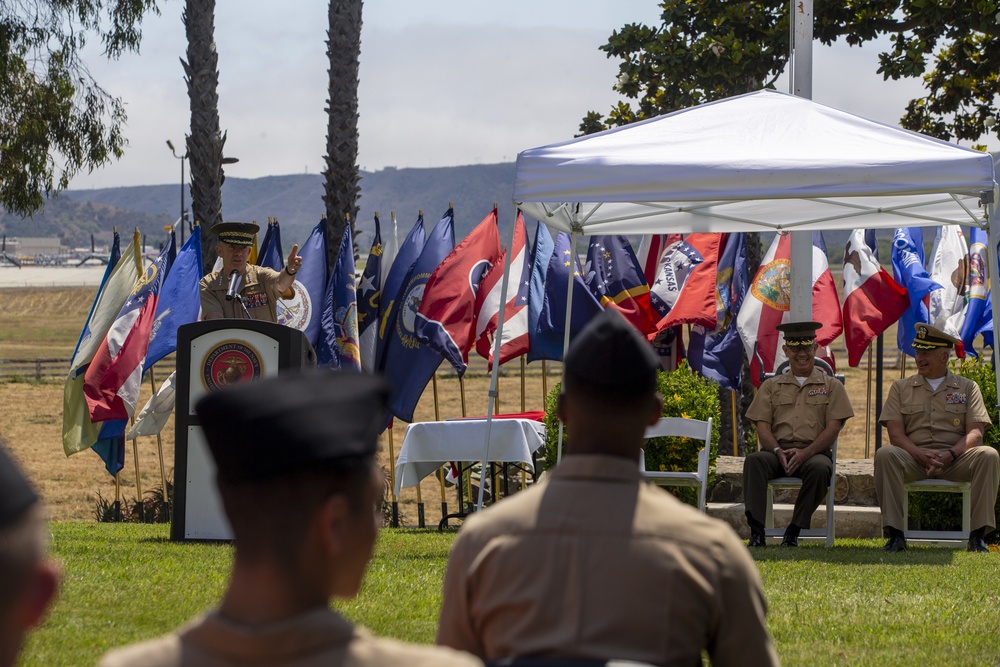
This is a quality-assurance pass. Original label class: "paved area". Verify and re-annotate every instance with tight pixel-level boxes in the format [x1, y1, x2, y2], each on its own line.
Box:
[0, 266, 106, 287]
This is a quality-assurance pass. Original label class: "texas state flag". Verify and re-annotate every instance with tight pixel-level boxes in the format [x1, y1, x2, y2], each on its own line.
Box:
[415, 208, 501, 375]
[84, 236, 175, 421]
[842, 229, 909, 367]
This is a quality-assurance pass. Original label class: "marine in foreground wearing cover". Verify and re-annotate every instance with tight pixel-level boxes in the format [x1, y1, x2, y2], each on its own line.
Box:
[876, 323, 999, 553]
[100, 370, 481, 667]
[437, 309, 778, 666]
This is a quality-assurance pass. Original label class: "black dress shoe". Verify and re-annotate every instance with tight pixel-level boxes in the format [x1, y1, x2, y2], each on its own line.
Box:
[881, 534, 907, 552]
[779, 534, 798, 547]
[748, 532, 765, 548]
[967, 535, 989, 553]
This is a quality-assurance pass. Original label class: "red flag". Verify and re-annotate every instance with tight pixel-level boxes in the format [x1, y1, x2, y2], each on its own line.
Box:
[84, 239, 174, 421]
[475, 214, 530, 367]
[653, 233, 723, 331]
[842, 229, 909, 367]
[414, 208, 502, 375]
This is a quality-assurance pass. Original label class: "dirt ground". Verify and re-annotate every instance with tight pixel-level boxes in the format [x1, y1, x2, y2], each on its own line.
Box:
[0, 286, 919, 528]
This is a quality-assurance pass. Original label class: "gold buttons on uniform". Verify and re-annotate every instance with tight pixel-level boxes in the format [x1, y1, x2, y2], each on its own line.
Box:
[954, 418, 961, 426]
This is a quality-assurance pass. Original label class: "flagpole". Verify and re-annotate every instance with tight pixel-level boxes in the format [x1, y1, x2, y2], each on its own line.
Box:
[458, 375, 471, 512]
[387, 425, 399, 527]
[130, 424, 143, 522]
[430, 372, 448, 526]
[731, 389, 738, 456]
[520, 356, 528, 490]
[114, 471, 122, 522]
[541, 360, 548, 401]
[477, 207, 519, 512]
[865, 346, 873, 459]
[555, 226, 579, 464]
[985, 198, 1000, 410]
[148, 368, 170, 521]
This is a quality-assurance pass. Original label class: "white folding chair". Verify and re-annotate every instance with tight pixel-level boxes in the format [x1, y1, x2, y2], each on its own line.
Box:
[760, 359, 844, 548]
[902, 479, 971, 543]
[639, 417, 712, 512]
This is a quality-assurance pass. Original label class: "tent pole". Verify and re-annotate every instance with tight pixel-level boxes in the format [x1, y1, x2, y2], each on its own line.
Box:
[477, 207, 519, 512]
[556, 228, 579, 464]
[986, 200, 1000, 409]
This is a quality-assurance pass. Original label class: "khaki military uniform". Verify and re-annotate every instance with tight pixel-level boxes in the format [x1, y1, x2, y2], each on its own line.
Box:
[743, 368, 854, 528]
[437, 455, 778, 666]
[100, 607, 481, 667]
[200, 264, 284, 323]
[876, 372, 999, 532]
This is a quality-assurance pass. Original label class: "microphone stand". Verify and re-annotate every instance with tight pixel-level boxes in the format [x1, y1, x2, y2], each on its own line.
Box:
[232, 293, 253, 320]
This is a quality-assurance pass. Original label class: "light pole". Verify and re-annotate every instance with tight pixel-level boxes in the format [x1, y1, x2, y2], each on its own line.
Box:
[166, 139, 189, 245]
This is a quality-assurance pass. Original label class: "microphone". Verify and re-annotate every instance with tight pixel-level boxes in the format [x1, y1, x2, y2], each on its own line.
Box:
[225, 269, 242, 301]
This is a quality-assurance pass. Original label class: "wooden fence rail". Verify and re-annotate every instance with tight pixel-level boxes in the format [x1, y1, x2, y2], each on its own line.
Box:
[0, 356, 177, 381]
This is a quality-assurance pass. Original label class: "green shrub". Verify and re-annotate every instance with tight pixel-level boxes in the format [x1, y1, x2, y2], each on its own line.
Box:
[539, 362, 721, 507]
[905, 356, 1000, 539]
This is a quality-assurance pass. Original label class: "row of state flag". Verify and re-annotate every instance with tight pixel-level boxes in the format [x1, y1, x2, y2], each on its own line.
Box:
[62, 211, 997, 474]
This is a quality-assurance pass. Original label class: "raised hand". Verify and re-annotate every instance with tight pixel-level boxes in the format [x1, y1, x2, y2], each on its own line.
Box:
[286, 244, 302, 275]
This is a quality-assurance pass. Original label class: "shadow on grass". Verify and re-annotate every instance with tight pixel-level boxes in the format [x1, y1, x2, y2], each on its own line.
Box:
[749, 539, 961, 565]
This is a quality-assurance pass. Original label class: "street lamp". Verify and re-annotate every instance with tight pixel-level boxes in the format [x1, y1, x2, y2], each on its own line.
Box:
[166, 139, 189, 245]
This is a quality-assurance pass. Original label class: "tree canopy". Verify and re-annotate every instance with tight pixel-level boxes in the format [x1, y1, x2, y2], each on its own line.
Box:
[580, 0, 999, 144]
[0, 0, 159, 217]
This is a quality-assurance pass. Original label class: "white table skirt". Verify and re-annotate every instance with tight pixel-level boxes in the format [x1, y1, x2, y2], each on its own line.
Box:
[393, 418, 546, 495]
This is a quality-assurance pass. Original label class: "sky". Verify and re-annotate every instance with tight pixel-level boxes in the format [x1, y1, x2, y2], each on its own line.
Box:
[67, 0, 981, 191]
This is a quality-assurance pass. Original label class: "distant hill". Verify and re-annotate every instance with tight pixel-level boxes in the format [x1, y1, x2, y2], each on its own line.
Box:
[58, 163, 521, 248]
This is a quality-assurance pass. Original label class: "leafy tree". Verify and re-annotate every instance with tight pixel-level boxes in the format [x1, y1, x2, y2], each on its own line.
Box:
[0, 0, 160, 218]
[582, 0, 999, 144]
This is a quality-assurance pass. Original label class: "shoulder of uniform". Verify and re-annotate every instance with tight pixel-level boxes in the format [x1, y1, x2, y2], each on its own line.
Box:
[351, 633, 482, 665]
[98, 633, 181, 667]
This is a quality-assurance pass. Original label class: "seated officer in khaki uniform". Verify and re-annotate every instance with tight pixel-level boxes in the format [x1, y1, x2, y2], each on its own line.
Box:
[0, 443, 58, 667]
[100, 371, 481, 667]
[437, 310, 778, 666]
[876, 323, 999, 553]
[743, 321, 854, 547]
[199, 221, 302, 322]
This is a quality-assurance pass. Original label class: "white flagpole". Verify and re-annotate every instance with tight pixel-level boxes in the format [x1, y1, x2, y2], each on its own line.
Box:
[556, 218, 580, 463]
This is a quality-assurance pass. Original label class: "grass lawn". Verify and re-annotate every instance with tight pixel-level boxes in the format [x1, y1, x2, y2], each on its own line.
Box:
[20, 525, 1000, 666]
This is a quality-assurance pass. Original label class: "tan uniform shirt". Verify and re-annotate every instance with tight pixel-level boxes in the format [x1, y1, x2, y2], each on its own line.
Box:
[200, 264, 284, 323]
[880, 372, 991, 449]
[746, 368, 854, 447]
[100, 607, 482, 667]
[437, 455, 779, 666]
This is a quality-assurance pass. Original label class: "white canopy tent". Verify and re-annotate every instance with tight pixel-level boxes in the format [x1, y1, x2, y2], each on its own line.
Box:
[475, 89, 999, 509]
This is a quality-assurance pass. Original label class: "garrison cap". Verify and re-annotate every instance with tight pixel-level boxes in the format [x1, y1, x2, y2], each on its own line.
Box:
[0, 444, 38, 529]
[212, 221, 260, 247]
[912, 323, 958, 350]
[777, 321, 822, 347]
[195, 370, 390, 484]
[564, 309, 660, 397]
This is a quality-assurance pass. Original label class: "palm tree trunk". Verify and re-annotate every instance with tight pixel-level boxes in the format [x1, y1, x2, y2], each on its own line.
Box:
[323, 0, 363, 273]
[182, 0, 229, 274]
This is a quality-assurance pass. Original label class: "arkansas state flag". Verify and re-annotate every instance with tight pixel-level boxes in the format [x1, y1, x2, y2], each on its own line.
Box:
[737, 232, 843, 384]
[584, 235, 656, 334]
[415, 208, 501, 375]
[842, 229, 909, 367]
[635, 233, 682, 285]
[653, 233, 723, 331]
[474, 213, 531, 368]
[84, 236, 175, 421]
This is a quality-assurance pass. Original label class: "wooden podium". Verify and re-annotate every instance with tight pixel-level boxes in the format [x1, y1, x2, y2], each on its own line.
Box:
[170, 320, 314, 541]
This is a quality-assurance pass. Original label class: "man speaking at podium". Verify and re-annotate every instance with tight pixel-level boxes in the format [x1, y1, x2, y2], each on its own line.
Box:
[200, 221, 302, 322]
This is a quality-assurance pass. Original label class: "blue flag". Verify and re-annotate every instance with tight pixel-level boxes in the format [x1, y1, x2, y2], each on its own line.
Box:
[73, 233, 123, 364]
[688, 233, 748, 390]
[258, 220, 284, 271]
[375, 214, 427, 374]
[526, 223, 555, 363]
[892, 227, 942, 355]
[383, 209, 455, 423]
[277, 218, 327, 346]
[145, 226, 204, 371]
[317, 225, 361, 370]
[535, 232, 604, 361]
[960, 226, 993, 357]
[357, 215, 384, 373]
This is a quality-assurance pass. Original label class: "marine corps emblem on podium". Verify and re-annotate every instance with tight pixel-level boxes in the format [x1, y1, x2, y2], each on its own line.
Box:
[201, 339, 264, 391]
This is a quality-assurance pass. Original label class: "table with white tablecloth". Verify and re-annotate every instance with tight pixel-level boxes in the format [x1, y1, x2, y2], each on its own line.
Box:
[393, 418, 546, 496]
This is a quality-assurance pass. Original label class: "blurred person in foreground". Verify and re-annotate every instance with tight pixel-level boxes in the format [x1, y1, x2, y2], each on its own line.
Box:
[101, 370, 481, 667]
[877, 323, 999, 553]
[436, 309, 779, 666]
[0, 443, 58, 667]
[743, 321, 853, 547]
